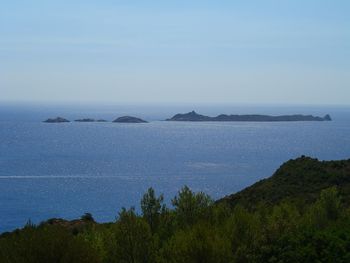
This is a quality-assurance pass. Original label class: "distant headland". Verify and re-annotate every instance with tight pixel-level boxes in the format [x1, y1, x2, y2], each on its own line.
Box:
[166, 111, 332, 122]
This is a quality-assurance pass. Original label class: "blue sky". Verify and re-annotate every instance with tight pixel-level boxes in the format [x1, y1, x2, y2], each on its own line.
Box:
[1, 0, 349, 104]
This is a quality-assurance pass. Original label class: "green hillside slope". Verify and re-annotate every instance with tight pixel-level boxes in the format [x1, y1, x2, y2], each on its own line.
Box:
[219, 156, 350, 208]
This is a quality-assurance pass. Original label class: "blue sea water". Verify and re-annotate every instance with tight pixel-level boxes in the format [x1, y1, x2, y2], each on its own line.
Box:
[0, 103, 350, 233]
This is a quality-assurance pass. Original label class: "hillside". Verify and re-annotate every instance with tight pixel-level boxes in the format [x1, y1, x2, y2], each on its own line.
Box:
[219, 156, 350, 208]
[2, 156, 350, 263]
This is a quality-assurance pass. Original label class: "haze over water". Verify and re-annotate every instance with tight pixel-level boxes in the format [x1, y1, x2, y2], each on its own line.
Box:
[1, 103, 350, 232]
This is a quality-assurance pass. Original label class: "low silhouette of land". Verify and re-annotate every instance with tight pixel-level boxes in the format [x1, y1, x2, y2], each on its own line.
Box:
[113, 116, 148, 123]
[43, 117, 70, 123]
[167, 111, 332, 122]
[43, 111, 332, 124]
[74, 119, 107, 122]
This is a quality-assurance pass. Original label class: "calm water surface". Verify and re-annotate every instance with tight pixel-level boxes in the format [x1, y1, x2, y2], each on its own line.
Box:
[1, 104, 350, 232]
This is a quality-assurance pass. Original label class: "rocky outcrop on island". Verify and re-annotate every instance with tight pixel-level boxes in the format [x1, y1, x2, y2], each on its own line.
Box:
[167, 111, 332, 122]
[113, 116, 148, 123]
[43, 117, 70, 123]
[167, 111, 211, 121]
[74, 118, 107, 122]
[323, 114, 332, 121]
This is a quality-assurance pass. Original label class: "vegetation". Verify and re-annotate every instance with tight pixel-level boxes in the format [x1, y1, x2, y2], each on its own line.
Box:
[219, 156, 350, 208]
[1, 156, 350, 263]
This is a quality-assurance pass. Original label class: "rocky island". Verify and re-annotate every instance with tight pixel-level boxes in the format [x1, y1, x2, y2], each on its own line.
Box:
[43, 117, 70, 123]
[167, 111, 332, 122]
[74, 118, 107, 122]
[113, 116, 148, 123]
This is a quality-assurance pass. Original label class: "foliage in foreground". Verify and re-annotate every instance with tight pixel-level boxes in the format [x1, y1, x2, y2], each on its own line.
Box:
[1, 157, 350, 263]
[1, 187, 350, 263]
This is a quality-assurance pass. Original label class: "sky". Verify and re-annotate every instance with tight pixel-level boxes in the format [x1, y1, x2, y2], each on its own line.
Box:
[1, 0, 349, 105]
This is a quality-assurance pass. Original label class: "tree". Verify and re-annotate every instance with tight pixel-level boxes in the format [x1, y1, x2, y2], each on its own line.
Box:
[0, 225, 100, 263]
[112, 208, 155, 263]
[309, 187, 342, 228]
[172, 186, 213, 228]
[81, 213, 95, 222]
[161, 222, 232, 263]
[141, 187, 165, 233]
[224, 205, 261, 262]
[317, 187, 342, 221]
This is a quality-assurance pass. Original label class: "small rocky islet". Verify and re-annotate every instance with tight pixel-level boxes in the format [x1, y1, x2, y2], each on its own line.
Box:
[74, 118, 107, 122]
[113, 116, 148, 123]
[43, 117, 70, 123]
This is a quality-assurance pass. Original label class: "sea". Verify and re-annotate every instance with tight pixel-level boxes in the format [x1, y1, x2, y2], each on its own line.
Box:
[1, 103, 350, 233]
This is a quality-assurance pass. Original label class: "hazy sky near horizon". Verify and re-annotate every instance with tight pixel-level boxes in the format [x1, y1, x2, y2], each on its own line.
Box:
[1, 0, 349, 105]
